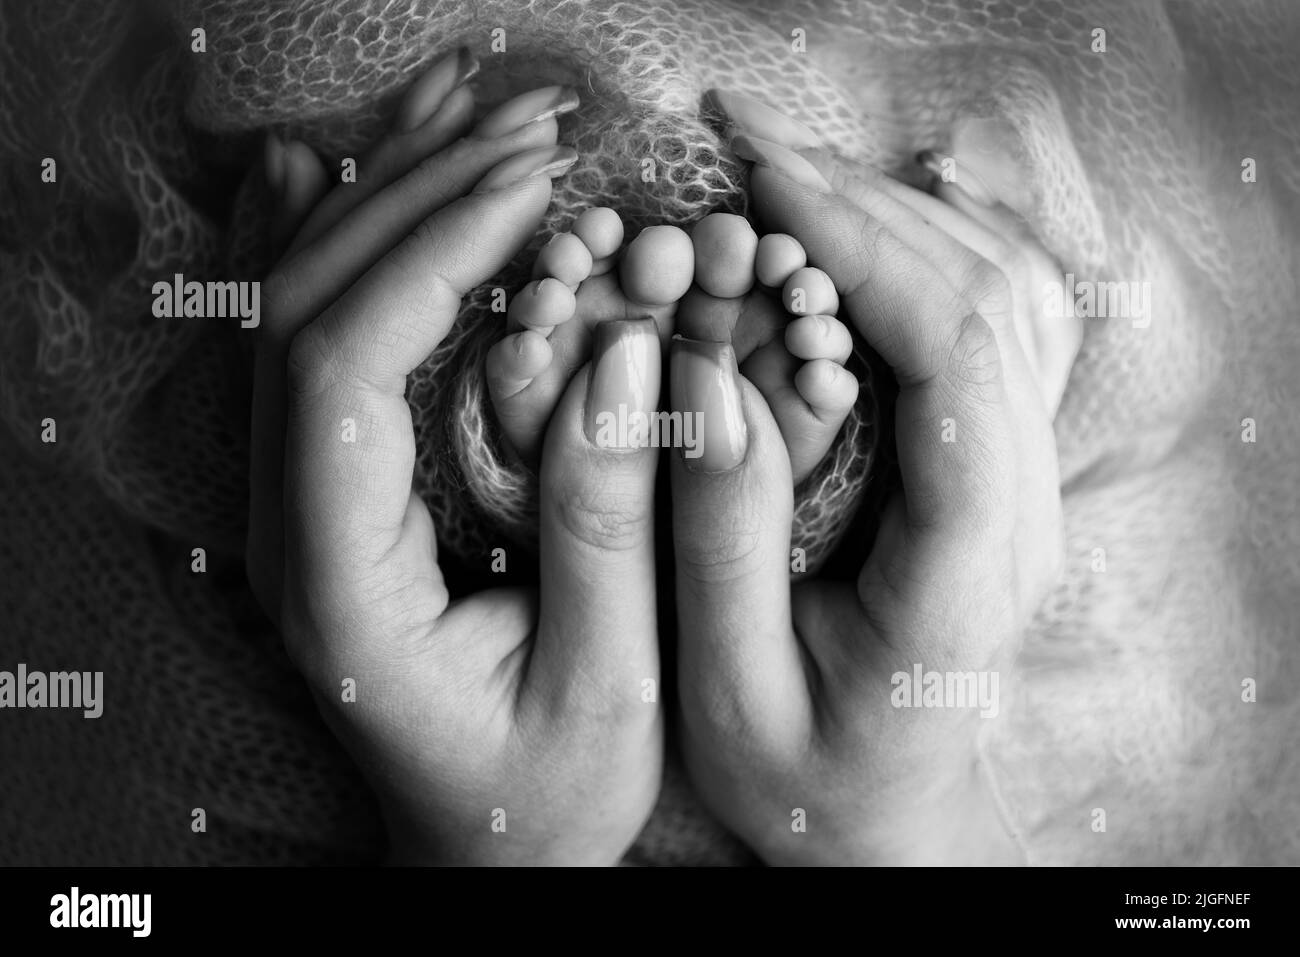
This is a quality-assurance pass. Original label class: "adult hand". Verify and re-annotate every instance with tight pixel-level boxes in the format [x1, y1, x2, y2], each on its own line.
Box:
[670, 100, 1081, 865]
[246, 64, 663, 865]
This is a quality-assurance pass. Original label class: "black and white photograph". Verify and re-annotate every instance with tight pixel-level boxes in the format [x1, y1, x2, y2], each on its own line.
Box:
[0, 0, 1294, 920]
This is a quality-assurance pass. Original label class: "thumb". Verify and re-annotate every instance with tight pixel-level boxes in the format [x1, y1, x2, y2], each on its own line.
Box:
[526, 318, 663, 716]
[669, 336, 811, 750]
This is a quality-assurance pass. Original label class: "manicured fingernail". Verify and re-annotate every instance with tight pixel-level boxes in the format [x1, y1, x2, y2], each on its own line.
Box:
[585, 318, 660, 450]
[264, 134, 286, 194]
[473, 145, 578, 192]
[916, 149, 997, 206]
[395, 47, 479, 133]
[473, 85, 580, 139]
[671, 336, 747, 473]
[731, 135, 832, 192]
[703, 89, 822, 150]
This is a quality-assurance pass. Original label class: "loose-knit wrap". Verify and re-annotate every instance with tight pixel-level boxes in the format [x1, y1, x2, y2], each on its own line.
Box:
[1, 0, 1296, 864]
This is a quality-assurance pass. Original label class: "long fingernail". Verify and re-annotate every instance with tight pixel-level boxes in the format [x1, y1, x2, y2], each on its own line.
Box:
[915, 149, 997, 206]
[473, 145, 578, 192]
[395, 47, 479, 133]
[731, 135, 832, 192]
[703, 89, 822, 150]
[585, 318, 661, 450]
[264, 134, 286, 194]
[671, 336, 747, 473]
[473, 85, 580, 139]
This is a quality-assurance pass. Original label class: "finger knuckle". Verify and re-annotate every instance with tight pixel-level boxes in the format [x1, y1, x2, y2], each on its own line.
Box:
[961, 258, 1013, 310]
[946, 311, 1004, 397]
[284, 323, 339, 399]
[676, 516, 765, 586]
[408, 147, 460, 204]
[553, 486, 649, 553]
[392, 223, 460, 306]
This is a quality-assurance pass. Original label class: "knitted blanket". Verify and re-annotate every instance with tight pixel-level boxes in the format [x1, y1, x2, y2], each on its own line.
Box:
[1, 0, 1296, 864]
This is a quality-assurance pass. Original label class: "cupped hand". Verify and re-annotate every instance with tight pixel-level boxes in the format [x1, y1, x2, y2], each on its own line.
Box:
[246, 62, 663, 865]
[669, 112, 1081, 864]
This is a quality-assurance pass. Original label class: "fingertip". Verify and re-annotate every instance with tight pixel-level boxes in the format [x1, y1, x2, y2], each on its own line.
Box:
[472, 144, 577, 194]
[264, 134, 287, 195]
[272, 140, 330, 258]
[394, 46, 479, 134]
[282, 141, 329, 205]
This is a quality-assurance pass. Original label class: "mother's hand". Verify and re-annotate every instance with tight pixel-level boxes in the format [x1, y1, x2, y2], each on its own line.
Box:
[246, 70, 663, 865]
[670, 124, 1079, 864]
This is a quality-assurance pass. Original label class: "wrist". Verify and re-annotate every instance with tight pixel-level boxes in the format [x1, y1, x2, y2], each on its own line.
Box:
[857, 752, 1024, 866]
[758, 753, 1024, 866]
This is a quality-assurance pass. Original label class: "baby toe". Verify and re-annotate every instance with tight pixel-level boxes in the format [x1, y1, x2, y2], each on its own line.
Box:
[620, 224, 694, 306]
[572, 207, 624, 260]
[784, 314, 853, 364]
[755, 233, 807, 288]
[486, 330, 553, 407]
[794, 359, 859, 423]
[508, 277, 577, 335]
[691, 212, 758, 299]
[534, 232, 594, 287]
[782, 266, 839, 316]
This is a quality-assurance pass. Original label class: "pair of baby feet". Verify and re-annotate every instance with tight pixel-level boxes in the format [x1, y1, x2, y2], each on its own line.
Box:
[486, 209, 859, 483]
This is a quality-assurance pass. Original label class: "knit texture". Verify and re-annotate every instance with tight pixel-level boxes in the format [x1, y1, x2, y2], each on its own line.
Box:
[1, 0, 1297, 864]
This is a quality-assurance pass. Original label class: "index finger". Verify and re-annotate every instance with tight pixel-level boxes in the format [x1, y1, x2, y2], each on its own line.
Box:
[281, 150, 573, 591]
[751, 163, 1015, 536]
[748, 159, 1018, 647]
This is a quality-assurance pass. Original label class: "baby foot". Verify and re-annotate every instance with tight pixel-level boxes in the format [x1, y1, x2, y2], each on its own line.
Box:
[677, 215, 859, 485]
[487, 210, 859, 485]
[485, 208, 694, 462]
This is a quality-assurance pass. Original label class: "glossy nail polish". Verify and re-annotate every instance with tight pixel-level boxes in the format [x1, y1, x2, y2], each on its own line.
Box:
[473, 145, 578, 192]
[395, 47, 480, 133]
[731, 135, 832, 192]
[473, 85, 580, 139]
[703, 89, 822, 150]
[670, 336, 748, 472]
[585, 318, 661, 450]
